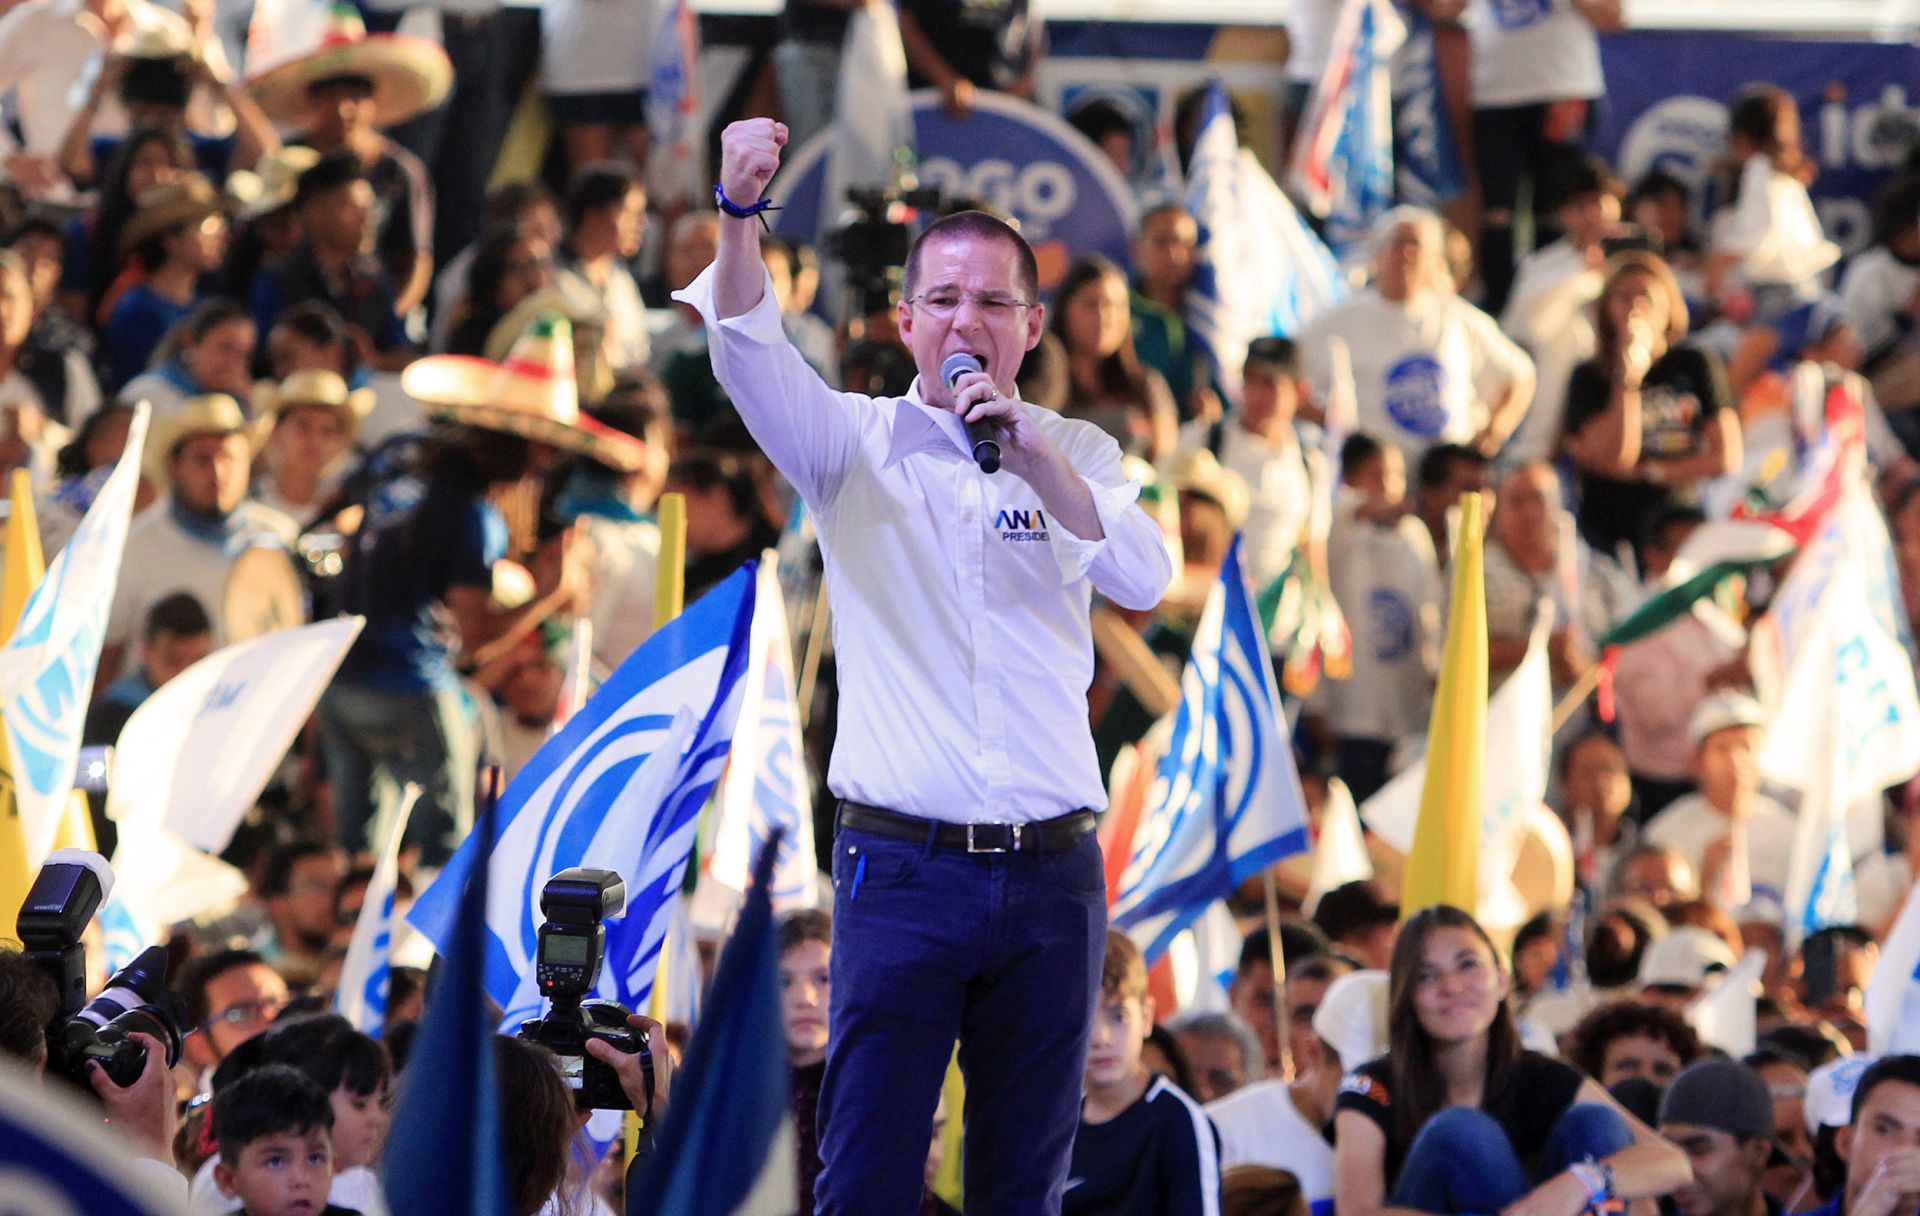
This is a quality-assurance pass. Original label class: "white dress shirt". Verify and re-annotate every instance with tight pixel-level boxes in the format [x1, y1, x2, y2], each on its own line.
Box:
[674, 265, 1173, 825]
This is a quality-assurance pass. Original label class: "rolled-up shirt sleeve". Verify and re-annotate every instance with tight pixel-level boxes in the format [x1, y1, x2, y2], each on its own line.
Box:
[1042, 421, 1174, 610]
[673, 264, 864, 509]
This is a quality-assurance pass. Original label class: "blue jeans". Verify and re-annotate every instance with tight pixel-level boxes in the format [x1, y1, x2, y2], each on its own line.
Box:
[814, 820, 1107, 1216]
[1395, 1104, 1633, 1216]
[317, 682, 477, 866]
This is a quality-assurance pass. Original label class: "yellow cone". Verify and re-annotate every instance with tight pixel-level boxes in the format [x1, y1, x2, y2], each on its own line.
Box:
[1401, 492, 1488, 920]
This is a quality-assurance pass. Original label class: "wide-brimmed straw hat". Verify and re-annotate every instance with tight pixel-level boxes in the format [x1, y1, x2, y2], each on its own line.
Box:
[253, 369, 375, 438]
[119, 174, 224, 255]
[244, 7, 452, 131]
[224, 145, 323, 221]
[401, 316, 645, 473]
[144, 394, 271, 490]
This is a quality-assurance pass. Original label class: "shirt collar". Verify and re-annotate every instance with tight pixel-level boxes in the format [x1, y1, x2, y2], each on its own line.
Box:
[883, 377, 976, 470]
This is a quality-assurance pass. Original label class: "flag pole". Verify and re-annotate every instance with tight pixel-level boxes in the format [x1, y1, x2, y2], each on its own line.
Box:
[1550, 663, 1602, 732]
[797, 576, 831, 727]
[1261, 868, 1294, 1080]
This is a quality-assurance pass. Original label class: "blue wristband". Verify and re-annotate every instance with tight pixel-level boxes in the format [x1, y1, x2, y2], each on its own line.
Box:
[714, 183, 778, 220]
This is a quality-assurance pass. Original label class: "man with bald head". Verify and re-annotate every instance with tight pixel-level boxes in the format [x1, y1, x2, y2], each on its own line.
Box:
[676, 118, 1172, 1215]
[1483, 460, 1593, 689]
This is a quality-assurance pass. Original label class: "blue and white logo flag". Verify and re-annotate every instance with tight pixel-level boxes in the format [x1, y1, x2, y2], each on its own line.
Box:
[1184, 82, 1344, 409]
[1112, 536, 1312, 963]
[1289, 0, 1406, 255]
[408, 565, 757, 1025]
[1866, 878, 1920, 1055]
[645, 0, 704, 206]
[0, 403, 148, 863]
[335, 785, 419, 1038]
[817, 0, 912, 246]
[1390, 7, 1467, 210]
[709, 555, 818, 913]
[0, 1051, 191, 1215]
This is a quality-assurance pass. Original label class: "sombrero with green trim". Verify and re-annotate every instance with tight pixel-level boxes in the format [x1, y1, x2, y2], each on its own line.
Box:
[400, 316, 645, 473]
[244, 5, 451, 131]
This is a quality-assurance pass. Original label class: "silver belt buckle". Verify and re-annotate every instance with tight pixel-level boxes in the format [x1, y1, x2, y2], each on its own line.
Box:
[966, 823, 1021, 854]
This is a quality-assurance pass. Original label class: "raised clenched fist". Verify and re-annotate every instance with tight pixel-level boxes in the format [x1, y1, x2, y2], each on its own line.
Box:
[719, 118, 789, 211]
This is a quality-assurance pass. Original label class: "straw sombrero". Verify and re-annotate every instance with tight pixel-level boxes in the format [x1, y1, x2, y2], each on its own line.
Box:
[224, 145, 323, 221]
[401, 317, 645, 473]
[244, 6, 452, 131]
[145, 394, 272, 490]
[253, 369, 375, 437]
[119, 174, 224, 255]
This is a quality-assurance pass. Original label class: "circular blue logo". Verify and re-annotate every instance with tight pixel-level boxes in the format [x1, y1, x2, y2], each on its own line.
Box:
[1383, 354, 1452, 440]
[1489, 0, 1555, 30]
[1368, 589, 1416, 662]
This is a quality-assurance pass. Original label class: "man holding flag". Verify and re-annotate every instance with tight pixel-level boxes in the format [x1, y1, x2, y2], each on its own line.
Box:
[678, 118, 1172, 1215]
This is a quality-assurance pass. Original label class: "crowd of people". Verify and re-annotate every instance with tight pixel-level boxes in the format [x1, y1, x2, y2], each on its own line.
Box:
[1, 0, 1919, 1213]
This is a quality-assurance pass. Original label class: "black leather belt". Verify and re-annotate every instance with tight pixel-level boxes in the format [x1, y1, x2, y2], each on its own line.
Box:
[837, 800, 1097, 854]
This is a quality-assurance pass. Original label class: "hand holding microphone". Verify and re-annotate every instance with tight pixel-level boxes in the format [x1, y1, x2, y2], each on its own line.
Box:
[941, 352, 1003, 474]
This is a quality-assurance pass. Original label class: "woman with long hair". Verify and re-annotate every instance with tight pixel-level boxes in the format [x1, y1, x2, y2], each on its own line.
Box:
[120, 298, 258, 416]
[1561, 252, 1737, 568]
[1050, 253, 1178, 463]
[1333, 905, 1687, 1216]
[60, 125, 195, 324]
[443, 223, 556, 356]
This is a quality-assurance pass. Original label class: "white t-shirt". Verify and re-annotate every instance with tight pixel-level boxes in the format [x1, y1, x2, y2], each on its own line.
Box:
[1465, 0, 1605, 108]
[1300, 288, 1535, 461]
[542, 0, 657, 96]
[1318, 492, 1441, 742]
[1713, 155, 1840, 291]
[1643, 791, 1798, 909]
[1205, 1080, 1336, 1216]
[1286, 0, 1345, 86]
[1839, 246, 1920, 364]
[1500, 239, 1601, 465]
[104, 498, 301, 652]
[1173, 418, 1326, 600]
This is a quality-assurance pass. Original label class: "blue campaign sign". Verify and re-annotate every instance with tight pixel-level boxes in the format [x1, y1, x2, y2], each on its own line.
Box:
[768, 90, 1140, 290]
[1594, 31, 1920, 259]
[0, 1055, 190, 1215]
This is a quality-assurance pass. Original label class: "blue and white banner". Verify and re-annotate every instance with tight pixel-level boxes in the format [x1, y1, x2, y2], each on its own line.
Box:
[0, 403, 147, 864]
[1866, 878, 1920, 1056]
[1185, 82, 1344, 409]
[645, 0, 704, 205]
[0, 1053, 191, 1215]
[1289, 0, 1404, 255]
[335, 785, 418, 1038]
[771, 90, 1140, 289]
[817, 0, 913, 246]
[408, 564, 757, 1025]
[709, 555, 818, 913]
[1390, 7, 1466, 210]
[1111, 535, 1312, 963]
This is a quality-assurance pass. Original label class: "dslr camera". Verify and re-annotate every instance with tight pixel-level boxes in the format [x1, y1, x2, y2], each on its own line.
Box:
[16, 850, 187, 1090]
[516, 868, 653, 1112]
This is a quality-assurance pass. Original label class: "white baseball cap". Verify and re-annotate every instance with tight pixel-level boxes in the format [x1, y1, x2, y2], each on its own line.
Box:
[1688, 690, 1767, 748]
[1312, 970, 1390, 1074]
[1638, 926, 1738, 989]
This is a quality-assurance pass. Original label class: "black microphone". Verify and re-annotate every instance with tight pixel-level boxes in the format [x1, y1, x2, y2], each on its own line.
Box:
[940, 352, 1002, 474]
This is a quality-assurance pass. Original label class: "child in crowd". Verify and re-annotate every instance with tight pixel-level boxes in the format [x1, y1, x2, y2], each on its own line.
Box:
[1312, 433, 1441, 804]
[1064, 930, 1222, 1216]
[1709, 84, 1839, 321]
[211, 1064, 361, 1216]
[781, 908, 832, 1216]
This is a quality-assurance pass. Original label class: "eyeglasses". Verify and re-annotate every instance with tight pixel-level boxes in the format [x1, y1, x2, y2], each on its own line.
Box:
[906, 291, 1035, 317]
[203, 997, 288, 1030]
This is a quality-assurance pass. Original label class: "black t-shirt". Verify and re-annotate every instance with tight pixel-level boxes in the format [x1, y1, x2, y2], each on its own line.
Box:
[1562, 344, 1731, 561]
[1065, 1076, 1222, 1216]
[898, 0, 1035, 89]
[1335, 1051, 1586, 1191]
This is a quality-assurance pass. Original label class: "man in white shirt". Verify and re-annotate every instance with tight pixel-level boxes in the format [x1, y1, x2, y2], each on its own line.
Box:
[1643, 690, 1796, 913]
[101, 395, 299, 683]
[0, 0, 231, 193]
[682, 117, 1173, 1216]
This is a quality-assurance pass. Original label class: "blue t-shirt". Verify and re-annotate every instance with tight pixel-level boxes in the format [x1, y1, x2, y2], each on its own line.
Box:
[1066, 1076, 1222, 1216]
[104, 284, 196, 390]
[334, 468, 508, 693]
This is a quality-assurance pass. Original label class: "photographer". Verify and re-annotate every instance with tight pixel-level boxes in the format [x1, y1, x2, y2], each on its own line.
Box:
[0, 948, 185, 1197]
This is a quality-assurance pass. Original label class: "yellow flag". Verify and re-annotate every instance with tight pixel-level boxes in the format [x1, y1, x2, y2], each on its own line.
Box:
[933, 1046, 965, 1207]
[1401, 492, 1487, 920]
[0, 469, 46, 928]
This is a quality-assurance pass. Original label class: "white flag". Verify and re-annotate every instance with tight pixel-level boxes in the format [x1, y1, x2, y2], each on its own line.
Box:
[818, 0, 912, 240]
[1687, 950, 1765, 1058]
[709, 555, 818, 913]
[1362, 615, 1552, 860]
[334, 786, 418, 1037]
[0, 404, 148, 863]
[1304, 777, 1372, 916]
[1867, 881, 1920, 1056]
[107, 617, 364, 853]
